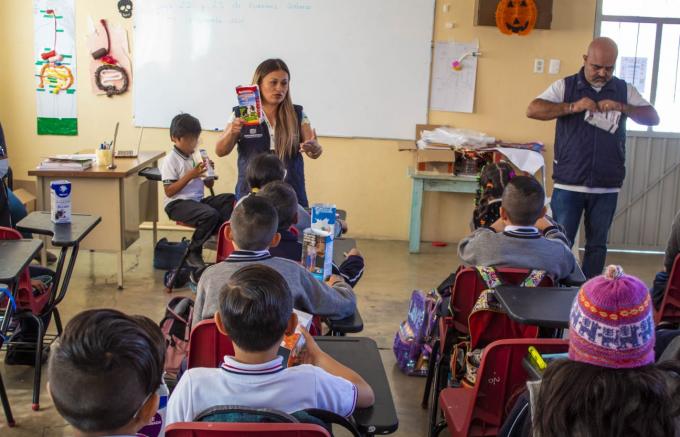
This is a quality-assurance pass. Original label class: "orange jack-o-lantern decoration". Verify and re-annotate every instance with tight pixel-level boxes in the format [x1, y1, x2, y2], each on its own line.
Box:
[495, 0, 538, 36]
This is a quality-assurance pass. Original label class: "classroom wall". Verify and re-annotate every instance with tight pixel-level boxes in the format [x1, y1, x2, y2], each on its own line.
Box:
[0, 0, 596, 242]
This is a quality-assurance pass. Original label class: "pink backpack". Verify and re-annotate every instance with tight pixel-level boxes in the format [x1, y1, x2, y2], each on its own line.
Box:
[160, 297, 193, 379]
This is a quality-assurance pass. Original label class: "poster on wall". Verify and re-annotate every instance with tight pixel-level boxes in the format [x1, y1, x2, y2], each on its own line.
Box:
[620, 57, 647, 94]
[34, 0, 78, 135]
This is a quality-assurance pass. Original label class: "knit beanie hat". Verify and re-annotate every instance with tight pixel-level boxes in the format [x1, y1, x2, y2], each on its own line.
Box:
[569, 265, 655, 369]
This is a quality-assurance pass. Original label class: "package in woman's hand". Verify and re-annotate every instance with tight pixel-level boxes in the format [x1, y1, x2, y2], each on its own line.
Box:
[236, 85, 263, 126]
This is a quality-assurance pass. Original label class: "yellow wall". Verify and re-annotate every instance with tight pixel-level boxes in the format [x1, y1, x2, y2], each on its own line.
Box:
[0, 0, 596, 242]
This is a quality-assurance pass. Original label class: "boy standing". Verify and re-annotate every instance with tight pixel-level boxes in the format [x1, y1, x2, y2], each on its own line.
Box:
[162, 113, 235, 267]
[167, 264, 374, 423]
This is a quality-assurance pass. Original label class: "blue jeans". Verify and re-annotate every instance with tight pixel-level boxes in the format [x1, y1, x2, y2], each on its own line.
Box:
[550, 188, 618, 279]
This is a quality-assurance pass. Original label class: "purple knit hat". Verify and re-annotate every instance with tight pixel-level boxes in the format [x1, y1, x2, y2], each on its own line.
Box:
[569, 265, 655, 369]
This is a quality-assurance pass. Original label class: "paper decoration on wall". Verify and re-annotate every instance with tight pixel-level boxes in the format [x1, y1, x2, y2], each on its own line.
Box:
[86, 18, 132, 97]
[431, 40, 479, 113]
[117, 0, 133, 19]
[495, 0, 538, 35]
[34, 0, 78, 135]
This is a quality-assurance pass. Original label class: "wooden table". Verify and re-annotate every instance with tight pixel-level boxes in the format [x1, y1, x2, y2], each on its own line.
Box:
[408, 168, 478, 253]
[28, 151, 164, 288]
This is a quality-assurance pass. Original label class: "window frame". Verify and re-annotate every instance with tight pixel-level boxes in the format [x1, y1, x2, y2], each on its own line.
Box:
[596, 0, 680, 135]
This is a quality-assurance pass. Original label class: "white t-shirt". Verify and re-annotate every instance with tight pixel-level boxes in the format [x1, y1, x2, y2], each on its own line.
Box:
[160, 147, 205, 207]
[536, 78, 651, 194]
[166, 355, 358, 424]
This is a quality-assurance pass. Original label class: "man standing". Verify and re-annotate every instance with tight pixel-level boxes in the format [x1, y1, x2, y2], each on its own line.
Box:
[527, 37, 659, 278]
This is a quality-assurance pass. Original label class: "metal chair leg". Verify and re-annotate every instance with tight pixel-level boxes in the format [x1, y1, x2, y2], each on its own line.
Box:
[31, 314, 45, 411]
[53, 307, 63, 336]
[422, 339, 439, 408]
[0, 372, 15, 427]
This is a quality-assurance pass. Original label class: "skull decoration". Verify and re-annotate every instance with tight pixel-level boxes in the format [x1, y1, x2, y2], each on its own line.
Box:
[118, 0, 133, 19]
[495, 0, 537, 36]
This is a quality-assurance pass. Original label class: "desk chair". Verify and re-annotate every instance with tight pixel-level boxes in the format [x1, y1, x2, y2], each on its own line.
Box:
[423, 267, 553, 436]
[187, 319, 236, 369]
[656, 255, 680, 326]
[0, 227, 57, 412]
[435, 338, 569, 437]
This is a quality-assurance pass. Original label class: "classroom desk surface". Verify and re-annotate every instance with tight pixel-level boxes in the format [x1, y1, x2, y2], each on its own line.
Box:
[17, 212, 102, 247]
[28, 151, 165, 178]
[0, 240, 43, 282]
[28, 151, 164, 288]
[495, 286, 579, 329]
[317, 337, 399, 435]
[333, 238, 357, 265]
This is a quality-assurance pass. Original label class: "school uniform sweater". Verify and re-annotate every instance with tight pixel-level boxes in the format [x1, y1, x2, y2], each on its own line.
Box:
[194, 250, 356, 327]
[269, 229, 365, 287]
[457, 225, 585, 284]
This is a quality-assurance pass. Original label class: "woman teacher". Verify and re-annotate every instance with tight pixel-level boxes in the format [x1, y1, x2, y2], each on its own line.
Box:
[215, 58, 322, 207]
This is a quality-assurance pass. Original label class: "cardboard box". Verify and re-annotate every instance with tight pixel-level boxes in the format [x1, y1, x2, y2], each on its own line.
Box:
[400, 124, 456, 174]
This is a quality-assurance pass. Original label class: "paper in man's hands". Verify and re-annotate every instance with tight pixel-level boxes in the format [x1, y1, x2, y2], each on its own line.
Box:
[584, 110, 621, 134]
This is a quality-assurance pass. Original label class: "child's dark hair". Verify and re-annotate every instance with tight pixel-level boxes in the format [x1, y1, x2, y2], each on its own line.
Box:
[258, 181, 298, 231]
[473, 161, 515, 229]
[130, 314, 166, 365]
[247, 153, 286, 190]
[170, 113, 201, 139]
[229, 195, 278, 250]
[219, 264, 293, 352]
[534, 359, 680, 437]
[501, 175, 544, 226]
[48, 309, 163, 433]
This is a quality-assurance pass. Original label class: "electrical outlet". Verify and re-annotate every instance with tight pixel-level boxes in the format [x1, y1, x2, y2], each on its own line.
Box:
[533, 58, 545, 74]
[549, 59, 561, 75]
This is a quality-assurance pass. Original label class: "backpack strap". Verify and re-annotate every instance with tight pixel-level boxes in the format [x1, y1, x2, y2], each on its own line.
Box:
[521, 270, 547, 288]
[476, 266, 502, 289]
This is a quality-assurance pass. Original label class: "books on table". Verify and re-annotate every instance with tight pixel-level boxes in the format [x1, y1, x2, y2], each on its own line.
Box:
[37, 154, 95, 171]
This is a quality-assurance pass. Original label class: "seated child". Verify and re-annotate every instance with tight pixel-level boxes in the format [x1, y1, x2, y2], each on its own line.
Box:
[260, 181, 365, 287]
[245, 153, 346, 238]
[194, 195, 356, 326]
[458, 175, 585, 284]
[651, 209, 680, 308]
[531, 266, 680, 437]
[472, 161, 515, 229]
[161, 113, 235, 267]
[47, 309, 165, 437]
[167, 264, 374, 423]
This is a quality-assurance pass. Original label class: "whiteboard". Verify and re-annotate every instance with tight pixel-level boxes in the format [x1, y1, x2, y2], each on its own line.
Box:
[133, 0, 435, 140]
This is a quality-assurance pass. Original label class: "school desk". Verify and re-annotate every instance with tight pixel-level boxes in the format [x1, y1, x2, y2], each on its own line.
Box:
[408, 168, 478, 253]
[0, 238, 42, 422]
[495, 286, 579, 329]
[28, 151, 164, 288]
[316, 337, 399, 435]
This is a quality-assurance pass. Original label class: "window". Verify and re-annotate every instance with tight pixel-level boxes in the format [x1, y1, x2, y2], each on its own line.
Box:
[597, 0, 680, 133]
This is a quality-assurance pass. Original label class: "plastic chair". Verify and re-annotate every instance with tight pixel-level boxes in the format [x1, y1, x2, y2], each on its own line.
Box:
[435, 338, 569, 437]
[449, 267, 554, 335]
[656, 255, 680, 325]
[0, 227, 56, 412]
[215, 221, 235, 263]
[188, 319, 236, 369]
[166, 422, 331, 437]
[424, 267, 554, 436]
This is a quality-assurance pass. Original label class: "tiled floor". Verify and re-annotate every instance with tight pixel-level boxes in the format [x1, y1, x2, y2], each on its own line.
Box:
[0, 231, 664, 436]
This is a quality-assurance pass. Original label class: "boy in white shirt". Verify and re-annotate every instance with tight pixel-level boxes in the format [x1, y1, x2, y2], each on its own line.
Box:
[167, 264, 374, 423]
[161, 113, 235, 267]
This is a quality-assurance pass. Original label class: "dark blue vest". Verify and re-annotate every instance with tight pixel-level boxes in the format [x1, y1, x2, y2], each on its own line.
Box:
[553, 68, 628, 188]
[233, 104, 308, 207]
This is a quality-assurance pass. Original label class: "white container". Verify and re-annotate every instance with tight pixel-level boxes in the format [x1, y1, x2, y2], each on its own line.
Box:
[198, 149, 215, 179]
[50, 180, 72, 223]
[137, 378, 169, 437]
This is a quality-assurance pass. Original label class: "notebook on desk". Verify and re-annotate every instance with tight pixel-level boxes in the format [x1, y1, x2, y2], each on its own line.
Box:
[115, 127, 143, 158]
